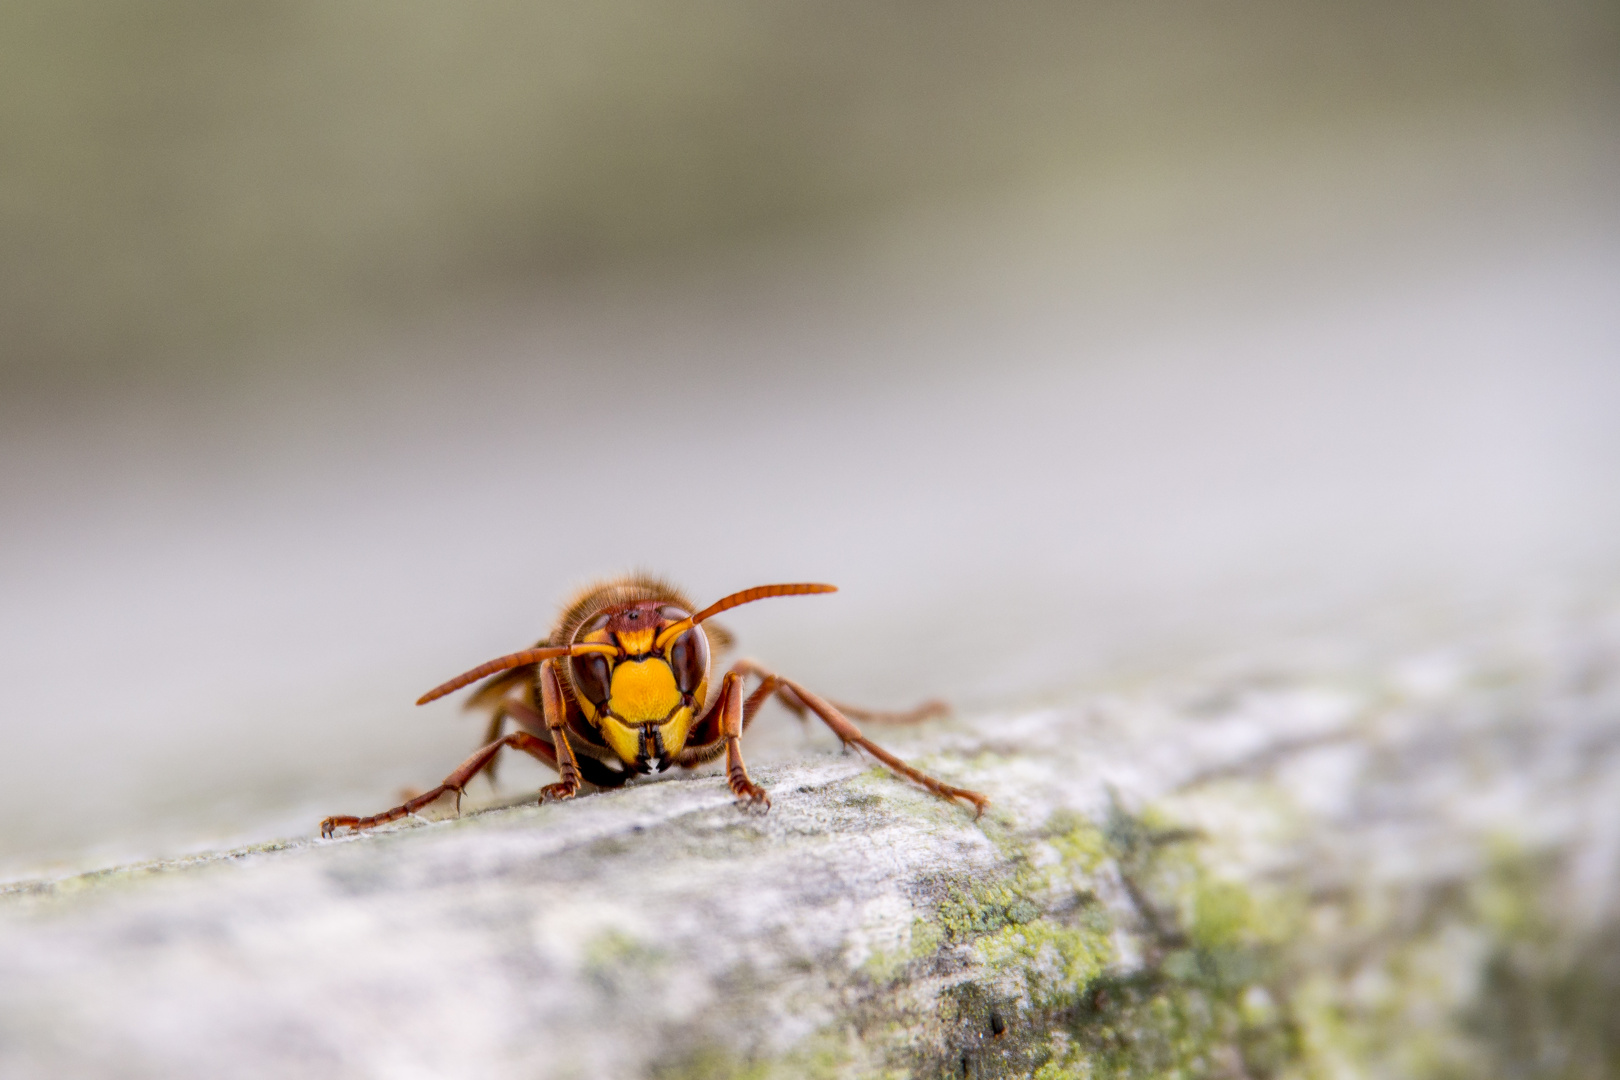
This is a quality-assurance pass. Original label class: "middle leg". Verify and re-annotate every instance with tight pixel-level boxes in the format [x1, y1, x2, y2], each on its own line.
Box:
[320, 729, 562, 837]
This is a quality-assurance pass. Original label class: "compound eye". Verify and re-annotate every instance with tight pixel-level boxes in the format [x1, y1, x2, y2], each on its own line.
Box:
[658, 605, 692, 623]
[569, 653, 612, 708]
[579, 612, 611, 638]
[666, 626, 709, 695]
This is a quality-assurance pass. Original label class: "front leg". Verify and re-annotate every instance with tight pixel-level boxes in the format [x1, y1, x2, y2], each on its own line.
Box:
[717, 669, 769, 808]
[538, 658, 582, 802]
[503, 697, 633, 790]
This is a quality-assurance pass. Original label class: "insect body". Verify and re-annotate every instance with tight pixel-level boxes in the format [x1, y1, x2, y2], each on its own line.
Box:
[320, 575, 987, 836]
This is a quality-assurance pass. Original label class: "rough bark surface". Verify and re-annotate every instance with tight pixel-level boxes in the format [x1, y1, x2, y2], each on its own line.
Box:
[3, 594, 1618, 1079]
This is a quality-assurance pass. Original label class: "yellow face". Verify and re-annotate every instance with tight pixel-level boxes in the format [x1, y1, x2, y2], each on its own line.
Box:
[568, 602, 710, 772]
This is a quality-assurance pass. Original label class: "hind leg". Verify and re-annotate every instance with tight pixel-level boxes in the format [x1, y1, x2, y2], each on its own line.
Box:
[771, 669, 985, 814]
[684, 660, 987, 815]
[733, 659, 948, 726]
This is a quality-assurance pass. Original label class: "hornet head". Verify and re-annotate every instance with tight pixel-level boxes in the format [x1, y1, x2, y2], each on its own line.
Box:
[566, 600, 710, 772]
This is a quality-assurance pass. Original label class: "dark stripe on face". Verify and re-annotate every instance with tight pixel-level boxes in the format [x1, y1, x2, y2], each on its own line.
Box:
[636, 725, 668, 772]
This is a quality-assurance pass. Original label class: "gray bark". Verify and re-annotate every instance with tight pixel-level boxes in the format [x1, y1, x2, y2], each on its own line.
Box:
[3, 592, 1618, 1079]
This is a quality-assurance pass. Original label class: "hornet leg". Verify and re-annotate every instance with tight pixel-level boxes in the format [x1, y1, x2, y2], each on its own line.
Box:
[503, 697, 632, 790]
[467, 665, 541, 786]
[686, 660, 988, 815]
[464, 674, 630, 790]
[320, 729, 563, 837]
[687, 668, 771, 807]
[734, 658, 948, 727]
[319, 659, 598, 837]
[537, 659, 584, 803]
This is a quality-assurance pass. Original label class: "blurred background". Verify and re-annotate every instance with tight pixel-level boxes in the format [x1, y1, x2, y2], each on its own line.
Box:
[1, 1, 1617, 878]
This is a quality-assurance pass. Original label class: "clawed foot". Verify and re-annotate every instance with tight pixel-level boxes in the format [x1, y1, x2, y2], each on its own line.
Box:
[729, 778, 771, 811]
[953, 788, 991, 819]
[539, 781, 579, 803]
